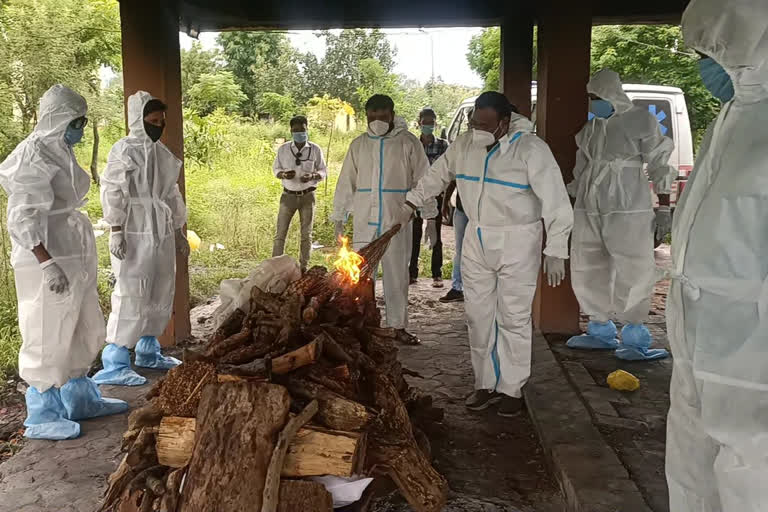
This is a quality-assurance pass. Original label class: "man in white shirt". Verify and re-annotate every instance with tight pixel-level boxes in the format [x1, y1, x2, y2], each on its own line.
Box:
[272, 115, 327, 272]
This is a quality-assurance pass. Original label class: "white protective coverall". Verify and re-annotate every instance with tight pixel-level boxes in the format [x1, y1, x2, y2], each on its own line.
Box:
[0, 85, 105, 392]
[666, 1, 768, 510]
[331, 117, 435, 330]
[101, 91, 187, 347]
[570, 69, 676, 325]
[407, 114, 573, 397]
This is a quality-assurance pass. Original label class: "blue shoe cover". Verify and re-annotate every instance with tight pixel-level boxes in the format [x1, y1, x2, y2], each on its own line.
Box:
[616, 324, 669, 361]
[60, 377, 130, 421]
[135, 336, 181, 370]
[566, 320, 620, 349]
[24, 386, 80, 440]
[92, 344, 147, 386]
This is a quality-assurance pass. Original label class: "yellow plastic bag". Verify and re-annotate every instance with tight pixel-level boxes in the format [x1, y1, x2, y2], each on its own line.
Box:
[607, 370, 640, 392]
[187, 230, 201, 252]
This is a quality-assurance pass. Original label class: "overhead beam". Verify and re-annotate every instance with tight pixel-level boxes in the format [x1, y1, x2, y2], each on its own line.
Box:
[120, 0, 190, 345]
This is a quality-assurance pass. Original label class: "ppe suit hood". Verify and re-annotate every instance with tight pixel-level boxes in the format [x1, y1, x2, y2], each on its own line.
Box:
[682, 0, 768, 101]
[587, 70, 633, 113]
[367, 116, 408, 138]
[34, 85, 87, 141]
[127, 91, 156, 140]
[508, 112, 534, 134]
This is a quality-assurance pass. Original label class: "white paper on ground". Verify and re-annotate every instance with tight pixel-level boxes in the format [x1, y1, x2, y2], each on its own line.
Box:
[310, 475, 374, 508]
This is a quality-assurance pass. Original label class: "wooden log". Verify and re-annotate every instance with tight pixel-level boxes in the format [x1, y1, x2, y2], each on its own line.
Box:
[204, 327, 252, 359]
[126, 427, 157, 468]
[369, 375, 447, 512]
[272, 339, 322, 375]
[217, 374, 269, 383]
[218, 356, 271, 378]
[210, 307, 246, 344]
[276, 480, 333, 512]
[218, 340, 272, 364]
[178, 383, 291, 512]
[158, 468, 186, 512]
[261, 400, 318, 512]
[287, 379, 372, 431]
[156, 417, 196, 468]
[282, 426, 366, 478]
[127, 402, 163, 432]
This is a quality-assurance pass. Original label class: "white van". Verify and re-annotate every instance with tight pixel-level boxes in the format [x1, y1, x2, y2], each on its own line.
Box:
[445, 83, 694, 244]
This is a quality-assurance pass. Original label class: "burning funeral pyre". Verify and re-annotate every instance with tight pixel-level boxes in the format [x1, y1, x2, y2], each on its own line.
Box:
[99, 225, 448, 512]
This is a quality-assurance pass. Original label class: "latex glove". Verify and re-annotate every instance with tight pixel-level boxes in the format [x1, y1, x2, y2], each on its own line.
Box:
[277, 170, 296, 180]
[334, 220, 345, 243]
[109, 230, 126, 260]
[424, 219, 438, 249]
[654, 206, 672, 240]
[393, 203, 416, 229]
[543, 255, 566, 287]
[40, 259, 69, 294]
[175, 228, 190, 258]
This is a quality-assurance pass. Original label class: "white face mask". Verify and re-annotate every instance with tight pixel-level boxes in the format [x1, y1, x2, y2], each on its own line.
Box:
[368, 120, 391, 137]
[472, 128, 497, 147]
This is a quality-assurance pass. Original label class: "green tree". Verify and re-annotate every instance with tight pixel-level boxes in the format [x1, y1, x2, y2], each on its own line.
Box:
[0, 0, 122, 156]
[355, 58, 400, 115]
[466, 27, 538, 92]
[188, 72, 247, 116]
[259, 92, 297, 123]
[309, 29, 397, 111]
[591, 25, 719, 145]
[181, 41, 222, 106]
[217, 31, 301, 117]
[305, 95, 354, 133]
[423, 79, 480, 127]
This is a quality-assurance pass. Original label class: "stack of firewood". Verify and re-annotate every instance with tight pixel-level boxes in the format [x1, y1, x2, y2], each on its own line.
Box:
[100, 228, 447, 512]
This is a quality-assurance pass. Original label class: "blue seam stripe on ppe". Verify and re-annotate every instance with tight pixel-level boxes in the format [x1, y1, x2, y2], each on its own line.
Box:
[509, 132, 523, 143]
[382, 189, 408, 193]
[368, 222, 380, 227]
[477, 226, 483, 250]
[357, 188, 372, 192]
[366, 134, 382, 139]
[483, 178, 531, 189]
[377, 139, 384, 236]
[456, 174, 480, 182]
[491, 320, 501, 389]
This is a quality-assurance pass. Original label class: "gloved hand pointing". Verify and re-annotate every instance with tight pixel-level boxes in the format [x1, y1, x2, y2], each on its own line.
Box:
[175, 228, 190, 258]
[109, 230, 126, 260]
[543, 255, 566, 287]
[40, 259, 69, 294]
[654, 206, 672, 241]
[424, 219, 438, 249]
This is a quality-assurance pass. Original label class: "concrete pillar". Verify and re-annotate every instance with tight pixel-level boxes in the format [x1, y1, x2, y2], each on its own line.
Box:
[119, 1, 190, 345]
[500, 10, 534, 117]
[533, 2, 592, 334]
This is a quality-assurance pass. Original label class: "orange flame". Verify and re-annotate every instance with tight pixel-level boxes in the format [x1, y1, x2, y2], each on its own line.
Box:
[333, 236, 364, 284]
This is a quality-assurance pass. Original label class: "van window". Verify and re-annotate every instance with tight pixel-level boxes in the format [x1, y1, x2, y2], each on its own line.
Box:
[448, 106, 473, 143]
[632, 98, 675, 139]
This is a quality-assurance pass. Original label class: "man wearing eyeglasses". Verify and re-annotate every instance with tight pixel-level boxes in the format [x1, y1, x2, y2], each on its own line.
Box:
[272, 115, 327, 273]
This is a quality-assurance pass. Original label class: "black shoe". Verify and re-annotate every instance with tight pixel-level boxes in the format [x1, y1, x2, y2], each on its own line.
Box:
[409, 277, 418, 285]
[465, 390, 502, 411]
[497, 395, 524, 417]
[439, 289, 464, 303]
[395, 329, 420, 345]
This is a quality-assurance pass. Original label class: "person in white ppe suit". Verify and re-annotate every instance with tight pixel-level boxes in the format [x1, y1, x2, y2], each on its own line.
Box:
[405, 92, 573, 417]
[331, 94, 436, 346]
[566, 69, 674, 360]
[92, 92, 188, 386]
[666, 1, 768, 509]
[0, 85, 128, 440]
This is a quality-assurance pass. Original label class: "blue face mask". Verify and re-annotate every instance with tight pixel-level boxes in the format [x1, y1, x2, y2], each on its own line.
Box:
[63, 125, 84, 146]
[421, 125, 435, 135]
[698, 57, 735, 103]
[590, 99, 614, 119]
[292, 132, 308, 143]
